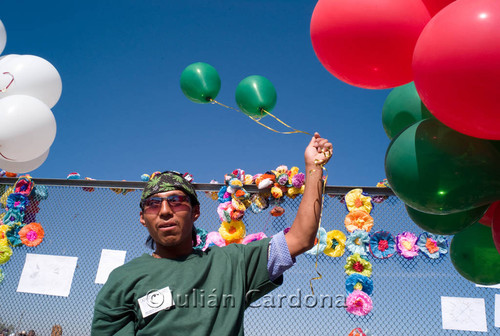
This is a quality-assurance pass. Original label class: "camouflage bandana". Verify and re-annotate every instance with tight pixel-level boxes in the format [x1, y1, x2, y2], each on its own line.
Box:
[140, 171, 199, 207]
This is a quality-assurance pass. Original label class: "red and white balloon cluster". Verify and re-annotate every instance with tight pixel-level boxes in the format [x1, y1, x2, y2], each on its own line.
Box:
[311, 0, 500, 140]
[0, 19, 61, 173]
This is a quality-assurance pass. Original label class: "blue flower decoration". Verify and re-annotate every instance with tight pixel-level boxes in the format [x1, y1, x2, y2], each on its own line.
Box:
[305, 227, 328, 255]
[369, 230, 396, 259]
[6, 223, 25, 247]
[346, 274, 373, 295]
[6, 193, 29, 212]
[417, 232, 448, 259]
[3, 208, 25, 225]
[194, 227, 208, 251]
[346, 230, 370, 256]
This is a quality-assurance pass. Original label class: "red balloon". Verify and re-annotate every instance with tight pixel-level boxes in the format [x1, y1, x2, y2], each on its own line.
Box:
[491, 202, 500, 254]
[413, 0, 500, 140]
[421, 0, 456, 16]
[481, 201, 500, 226]
[310, 0, 430, 89]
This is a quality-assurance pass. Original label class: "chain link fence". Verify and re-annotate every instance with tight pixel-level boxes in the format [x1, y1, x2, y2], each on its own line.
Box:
[0, 179, 497, 335]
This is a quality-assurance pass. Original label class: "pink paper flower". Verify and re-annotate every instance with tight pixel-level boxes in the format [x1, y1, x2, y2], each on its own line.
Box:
[346, 290, 373, 316]
[396, 232, 419, 259]
[242, 232, 267, 244]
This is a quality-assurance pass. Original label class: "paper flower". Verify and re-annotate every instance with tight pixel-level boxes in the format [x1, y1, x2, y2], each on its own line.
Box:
[346, 230, 370, 256]
[193, 227, 208, 251]
[219, 220, 246, 242]
[14, 176, 34, 196]
[6, 193, 29, 212]
[250, 193, 269, 214]
[242, 232, 267, 244]
[345, 210, 374, 233]
[324, 230, 346, 257]
[270, 206, 285, 217]
[345, 253, 372, 277]
[291, 173, 305, 188]
[19, 222, 45, 247]
[346, 274, 373, 295]
[3, 208, 25, 225]
[369, 231, 396, 259]
[396, 232, 419, 259]
[305, 227, 328, 255]
[0, 225, 10, 246]
[345, 189, 373, 214]
[417, 232, 448, 259]
[349, 328, 367, 336]
[346, 290, 373, 316]
[206, 231, 226, 248]
[6, 223, 24, 247]
[0, 245, 13, 264]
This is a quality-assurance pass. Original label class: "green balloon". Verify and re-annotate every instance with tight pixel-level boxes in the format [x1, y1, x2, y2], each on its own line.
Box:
[385, 119, 500, 214]
[382, 82, 433, 140]
[235, 75, 277, 117]
[180, 62, 221, 104]
[450, 222, 500, 285]
[406, 204, 488, 235]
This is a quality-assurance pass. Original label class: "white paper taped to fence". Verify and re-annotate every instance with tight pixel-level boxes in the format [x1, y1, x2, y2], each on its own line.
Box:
[17, 253, 78, 297]
[441, 296, 487, 332]
[94, 249, 127, 284]
[496, 295, 500, 328]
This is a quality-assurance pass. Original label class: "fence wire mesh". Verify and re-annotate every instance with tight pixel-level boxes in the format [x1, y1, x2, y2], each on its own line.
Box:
[0, 181, 498, 335]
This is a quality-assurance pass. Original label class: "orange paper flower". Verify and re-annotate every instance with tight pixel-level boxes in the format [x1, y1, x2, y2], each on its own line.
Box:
[19, 222, 45, 247]
[345, 210, 374, 232]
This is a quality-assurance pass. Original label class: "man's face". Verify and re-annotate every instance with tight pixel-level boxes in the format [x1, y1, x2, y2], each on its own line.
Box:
[140, 190, 200, 249]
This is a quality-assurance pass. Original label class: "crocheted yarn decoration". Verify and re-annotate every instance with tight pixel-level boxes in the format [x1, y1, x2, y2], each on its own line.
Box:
[0, 245, 13, 264]
[6, 223, 24, 247]
[19, 222, 45, 247]
[242, 232, 267, 244]
[219, 220, 246, 242]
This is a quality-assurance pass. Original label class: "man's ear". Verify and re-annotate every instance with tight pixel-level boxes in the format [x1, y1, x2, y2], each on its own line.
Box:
[140, 211, 147, 227]
[192, 205, 200, 222]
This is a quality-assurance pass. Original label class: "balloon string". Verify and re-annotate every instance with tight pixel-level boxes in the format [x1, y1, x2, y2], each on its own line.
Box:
[309, 149, 331, 295]
[0, 72, 14, 92]
[209, 99, 310, 135]
[258, 109, 311, 135]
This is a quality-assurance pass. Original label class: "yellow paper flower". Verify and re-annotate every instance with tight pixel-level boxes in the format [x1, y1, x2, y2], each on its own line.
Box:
[324, 230, 346, 257]
[345, 189, 373, 214]
[345, 210, 374, 233]
[219, 220, 246, 241]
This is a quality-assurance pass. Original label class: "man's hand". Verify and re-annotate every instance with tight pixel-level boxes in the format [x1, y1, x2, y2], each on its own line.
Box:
[304, 132, 333, 168]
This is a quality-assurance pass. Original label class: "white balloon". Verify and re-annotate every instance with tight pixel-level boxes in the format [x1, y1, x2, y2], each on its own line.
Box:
[0, 54, 62, 108]
[0, 20, 6, 55]
[0, 149, 49, 173]
[0, 95, 57, 162]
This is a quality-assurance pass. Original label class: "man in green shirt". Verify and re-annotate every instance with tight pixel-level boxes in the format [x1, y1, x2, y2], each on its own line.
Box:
[91, 133, 332, 335]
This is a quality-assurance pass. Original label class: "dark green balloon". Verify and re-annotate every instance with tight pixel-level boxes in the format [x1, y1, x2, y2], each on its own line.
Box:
[385, 119, 500, 214]
[235, 75, 277, 117]
[450, 222, 500, 285]
[180, 62, 221, 104]
[382, 82, 433, 140]
[406, 204, 488, 235]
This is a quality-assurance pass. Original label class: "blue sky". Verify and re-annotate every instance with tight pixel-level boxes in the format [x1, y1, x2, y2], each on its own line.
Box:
[0, 0, 391, 186]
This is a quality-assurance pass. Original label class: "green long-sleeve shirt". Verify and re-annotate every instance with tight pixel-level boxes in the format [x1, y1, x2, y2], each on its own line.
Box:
[91, 238, 282, 335]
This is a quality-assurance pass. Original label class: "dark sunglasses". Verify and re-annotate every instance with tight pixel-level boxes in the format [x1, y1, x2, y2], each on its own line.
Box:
[141, 195, 190, 213]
